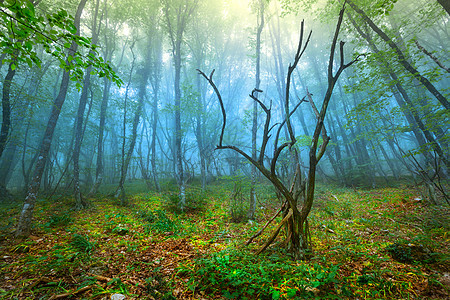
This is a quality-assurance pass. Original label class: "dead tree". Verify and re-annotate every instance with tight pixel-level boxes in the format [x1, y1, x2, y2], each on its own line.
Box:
[198, 2, 362, 259]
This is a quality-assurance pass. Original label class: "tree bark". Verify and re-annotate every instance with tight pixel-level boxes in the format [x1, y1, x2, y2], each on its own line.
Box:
[0, 62, 16, 159]
[149, 33, 162, 192]
[116, 45, 136, 204]
[150, 85, 161, 192]
[437, 0, 450, 15]
[73, 0, 101, 208]
[249, 0, 265, 220]
[163, 0, 198, 211]
[15, 0, 87, 237]
[89, 78, 111, 195]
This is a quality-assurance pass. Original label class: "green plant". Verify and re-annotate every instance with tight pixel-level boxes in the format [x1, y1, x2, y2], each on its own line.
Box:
[145, 267, 176, 300]
[179, 250, 340, 299]
[112, 224, 129, 236]
[339, 202, 353, 219]
[386, 243, 412, 263]
[144, 209, 178, 234]
[104, 213, 129, 232]
[107, 277, 128, 294]
[386, 242, 437, 264]
[137, 210, 156, 222]
[45, 213, 73, 228]
[164, 189, 207, 213]
[70, 233, 95, 254]
[229, 180, 249, 223]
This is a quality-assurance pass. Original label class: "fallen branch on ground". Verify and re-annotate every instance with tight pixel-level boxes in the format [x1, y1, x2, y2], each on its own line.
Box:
[48, 285, 92, 300]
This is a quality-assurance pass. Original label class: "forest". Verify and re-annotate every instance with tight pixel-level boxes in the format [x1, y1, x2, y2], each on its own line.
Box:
[0, 0, 448, 299]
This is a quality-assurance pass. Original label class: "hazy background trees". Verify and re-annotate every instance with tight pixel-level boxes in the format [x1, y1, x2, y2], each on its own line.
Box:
[1, 0, 448, 209]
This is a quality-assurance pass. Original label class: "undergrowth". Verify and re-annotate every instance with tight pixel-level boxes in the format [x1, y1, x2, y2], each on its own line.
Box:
[0, 181, 448, 299]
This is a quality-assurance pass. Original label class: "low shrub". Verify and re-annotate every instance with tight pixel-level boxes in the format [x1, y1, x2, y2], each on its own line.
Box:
[45, 213, 73, 228]
[70, 233, 95, 254]
[178, 250, 340, 299]
[164, 190, 207, 213]
[144, 209, 178, 234]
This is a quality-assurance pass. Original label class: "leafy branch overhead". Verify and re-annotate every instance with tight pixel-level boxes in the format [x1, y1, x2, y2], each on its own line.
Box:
[0, 0, 122, 89]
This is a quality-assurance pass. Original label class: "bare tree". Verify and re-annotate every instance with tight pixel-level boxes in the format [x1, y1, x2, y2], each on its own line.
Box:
[199, 3, 361, 259]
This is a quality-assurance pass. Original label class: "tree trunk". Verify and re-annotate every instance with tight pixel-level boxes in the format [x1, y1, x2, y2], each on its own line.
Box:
[151, 91, 161, 192]
[437, 0, 450, 15]
[347, 11, 448, 169]
[163, 0, 198, 211]
[15, 0, 87, 237]
[249, 0, 265, 220]
[73, 0, 101, 208]
[138, 120, 153, 189]
[149, 34, 162, 192]
[0, 62, 16, 159]
[116, 46, 136, 204]
[174, 40, 186, 210]
[0, 142, 17, 187]
[89, 78, 111, 195]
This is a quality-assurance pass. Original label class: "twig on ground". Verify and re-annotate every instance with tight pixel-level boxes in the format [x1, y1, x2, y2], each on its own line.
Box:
[388, 218, 424, 233]
[48, 285, 92, 300]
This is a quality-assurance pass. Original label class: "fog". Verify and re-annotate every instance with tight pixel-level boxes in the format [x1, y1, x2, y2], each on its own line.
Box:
[0, 0, 448, 199]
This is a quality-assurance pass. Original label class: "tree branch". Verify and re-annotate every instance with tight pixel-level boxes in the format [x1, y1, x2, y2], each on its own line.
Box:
[197, 69, 226, 147]
[256, 208, 293, 255]
[285, 20, 312, 143]
[414, 39, 450, 73]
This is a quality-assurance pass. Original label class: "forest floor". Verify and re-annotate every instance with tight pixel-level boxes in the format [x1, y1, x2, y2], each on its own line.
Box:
[0, 180, 449, 299]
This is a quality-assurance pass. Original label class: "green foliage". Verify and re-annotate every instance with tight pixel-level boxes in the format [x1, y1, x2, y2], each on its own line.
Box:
[0, 0, 122, 89]
[112, 224, 129, 236]
[143, 209, 178, 234]
[353, 267, 402, 297]
[45, 213, 73, 228]
[339, 202, 353, 219]
[107, 277, 128, 294]
[1, 182, 447, 299]
[179, 250, 340, 299]
[226, 175, 251, 223]
[229, 189, 248, 223]
[12, 244, 30, 253]
[386, 242, 436, 264]
[163, 188, 208, 213]
[136, 209, 156, 223]
[104, 213, 124, 232]
[386, 243, 412, 263]
[70, 233, 95, 254]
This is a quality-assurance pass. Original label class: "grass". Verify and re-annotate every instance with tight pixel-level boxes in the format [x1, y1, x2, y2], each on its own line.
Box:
[0, 180, 448, 299]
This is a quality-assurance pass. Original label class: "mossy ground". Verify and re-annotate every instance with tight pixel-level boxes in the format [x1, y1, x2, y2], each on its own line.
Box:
[0, 180, 448, 299]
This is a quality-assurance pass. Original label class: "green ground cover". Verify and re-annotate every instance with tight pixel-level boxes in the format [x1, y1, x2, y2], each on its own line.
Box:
[0, 181, 448, 299]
